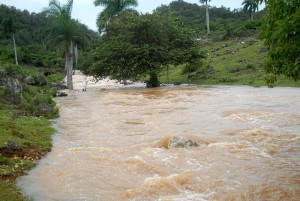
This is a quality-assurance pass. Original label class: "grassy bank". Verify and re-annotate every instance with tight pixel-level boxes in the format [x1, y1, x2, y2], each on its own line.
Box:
[0, 64, 64, 200]
[160, 37, 300, 87]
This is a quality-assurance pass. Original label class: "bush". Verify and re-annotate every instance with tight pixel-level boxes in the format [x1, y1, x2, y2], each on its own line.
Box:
[182, 62, 201, 74]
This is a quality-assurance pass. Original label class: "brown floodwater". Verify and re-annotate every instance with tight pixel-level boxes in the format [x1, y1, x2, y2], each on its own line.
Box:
[17, 85, 300, 201]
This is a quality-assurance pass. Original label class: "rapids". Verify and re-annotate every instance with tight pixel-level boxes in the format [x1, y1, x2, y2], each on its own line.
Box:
[17, 79, 300, 201]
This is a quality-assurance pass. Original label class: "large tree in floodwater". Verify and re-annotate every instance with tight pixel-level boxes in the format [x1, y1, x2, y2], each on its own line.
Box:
[94, 0, 138, 32]
[44, 0, 88, 89]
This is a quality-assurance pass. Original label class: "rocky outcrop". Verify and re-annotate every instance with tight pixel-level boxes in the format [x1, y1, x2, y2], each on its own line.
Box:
[24, 74, 47, 86]
[25, 75, 45, 86]
[168, 136, 200, 148]
[155, 135, 211, 149]
[0, 77, 22, 94]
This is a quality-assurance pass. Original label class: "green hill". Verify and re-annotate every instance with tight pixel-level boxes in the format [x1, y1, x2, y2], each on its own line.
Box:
[160, 37, 300, 87]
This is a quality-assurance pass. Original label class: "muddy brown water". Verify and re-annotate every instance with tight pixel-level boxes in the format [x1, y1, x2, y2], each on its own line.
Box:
[17, 85, 300, 201]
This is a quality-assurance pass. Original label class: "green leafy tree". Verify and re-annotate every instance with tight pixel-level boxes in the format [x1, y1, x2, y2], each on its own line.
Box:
[258, 0, 300, 81]
[94, 0, 138, 32]
[199, 0, 211, 35]
[242, 0, 259, 20]
[89, 11, 205, 87]
[44, 0, 89, 89]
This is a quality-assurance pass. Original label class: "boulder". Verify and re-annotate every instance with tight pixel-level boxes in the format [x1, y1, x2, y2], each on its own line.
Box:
[51, 82, 68, 90]
[0, 77, 22, 93]
[56, 91, 68, 97]
[168, 136, 200, 148]
[36, 74, 48, 86]
[24, 74, 48, 86]
[24, 75, 35, 85]
[0, 141, 21, 154]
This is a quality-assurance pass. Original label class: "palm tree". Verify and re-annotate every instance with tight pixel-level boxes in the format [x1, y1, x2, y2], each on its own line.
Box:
[242, 0, 259, 20]
[199, 0, 211, 35]
[94, 0, 138, 32]
[44, 0, 88, 89]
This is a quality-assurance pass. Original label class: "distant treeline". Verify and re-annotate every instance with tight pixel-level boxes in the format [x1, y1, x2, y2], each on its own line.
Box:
[0, 4, 97, 68]
[155, 0, 264, 36]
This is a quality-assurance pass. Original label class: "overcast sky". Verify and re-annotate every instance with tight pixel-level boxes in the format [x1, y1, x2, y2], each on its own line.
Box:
[0, 0, 250, 31]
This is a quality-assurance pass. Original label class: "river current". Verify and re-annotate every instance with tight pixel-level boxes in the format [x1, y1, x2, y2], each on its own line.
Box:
[18, 85, 300, 201]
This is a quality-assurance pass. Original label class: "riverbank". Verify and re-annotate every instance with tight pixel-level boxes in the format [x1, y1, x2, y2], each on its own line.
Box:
[0, 64, 64, 200]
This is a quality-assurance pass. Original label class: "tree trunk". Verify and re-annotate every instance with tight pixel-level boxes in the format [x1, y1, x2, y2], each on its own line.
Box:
[65, 42, 74, 90]
[13, 34, 18, 65]
[205, 1, 210, 35]
[74, 44, 78, 69]
[251, 12, 254, 21]
[166, 65, 170, 83]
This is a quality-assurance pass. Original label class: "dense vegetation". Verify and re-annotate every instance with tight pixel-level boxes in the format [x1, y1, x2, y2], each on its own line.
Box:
[155, 0, 264, 36]
[259, 0, 300, 83]
[0, 4, 96, 69]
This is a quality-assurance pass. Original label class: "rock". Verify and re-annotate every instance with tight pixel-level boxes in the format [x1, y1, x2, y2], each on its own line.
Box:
[24, 74, 48, 86]
[56, 91, 68, 97]
[36, 74, 48, 86]
[0, 141, 21, 154]
[24, 75, 35, 85]
[51, 83, 68, 90]
[258, 47, 268, 54]
[168, 136, 200, 148]
[36, 103, 53, 115]
[0, 77, 23, 93]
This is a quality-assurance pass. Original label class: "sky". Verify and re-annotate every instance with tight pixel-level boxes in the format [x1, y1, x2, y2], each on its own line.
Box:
[0, 0, 251, 31]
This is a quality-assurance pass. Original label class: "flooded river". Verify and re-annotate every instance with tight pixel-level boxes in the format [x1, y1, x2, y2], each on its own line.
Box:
[18, 85, 300, 201]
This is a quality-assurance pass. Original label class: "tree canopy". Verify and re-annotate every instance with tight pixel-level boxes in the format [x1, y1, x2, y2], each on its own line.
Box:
[94, 0, 138, 33]
[242, 0, 259, 20]
[259, 0, 300, 81]
[87, 11, 205, 87]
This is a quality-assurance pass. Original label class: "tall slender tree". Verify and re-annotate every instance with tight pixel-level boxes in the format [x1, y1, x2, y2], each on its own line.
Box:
[44, 0, 88, 89]
[242, 0, 259, 20]
[2, 16, 18, 65]
[199, 0, 211, 35]
[94, 0, 138, 32]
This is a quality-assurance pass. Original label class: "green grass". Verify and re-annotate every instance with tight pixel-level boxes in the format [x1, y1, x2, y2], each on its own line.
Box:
[0, 181, 27, 201]
[0, 101, 55, 200]
[160, 37, 300, 87]
[0, 65, 62, 200]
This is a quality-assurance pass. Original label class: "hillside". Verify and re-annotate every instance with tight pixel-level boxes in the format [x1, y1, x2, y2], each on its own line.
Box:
[160, 37, 300, 87]
[155, 0, 264, 35]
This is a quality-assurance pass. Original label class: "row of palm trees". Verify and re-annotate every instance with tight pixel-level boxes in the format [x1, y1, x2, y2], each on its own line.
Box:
[45, 0, 261, 90]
